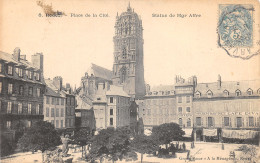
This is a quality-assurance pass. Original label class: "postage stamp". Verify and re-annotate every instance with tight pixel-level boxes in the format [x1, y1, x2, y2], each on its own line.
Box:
[218, 4, 259, 59]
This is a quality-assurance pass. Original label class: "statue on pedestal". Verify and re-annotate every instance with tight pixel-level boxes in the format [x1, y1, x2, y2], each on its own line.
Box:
[61, 135, 70, 157]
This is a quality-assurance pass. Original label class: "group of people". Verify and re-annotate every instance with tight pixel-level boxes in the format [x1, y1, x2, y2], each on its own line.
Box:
[155, 141, 189, 157]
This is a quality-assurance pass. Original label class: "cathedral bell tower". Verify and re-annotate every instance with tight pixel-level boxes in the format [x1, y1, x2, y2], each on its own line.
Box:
[112, 3, 146, 99]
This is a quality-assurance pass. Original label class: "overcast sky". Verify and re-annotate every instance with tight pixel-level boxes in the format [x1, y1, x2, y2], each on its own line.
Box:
[1, 0, 260, 88]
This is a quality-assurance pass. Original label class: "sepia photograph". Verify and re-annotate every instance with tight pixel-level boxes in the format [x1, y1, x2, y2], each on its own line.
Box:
[0, 0, 260, 162]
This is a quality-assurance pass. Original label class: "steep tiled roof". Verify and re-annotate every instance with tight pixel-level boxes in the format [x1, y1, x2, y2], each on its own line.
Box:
[87, 63, 113, 81]
[195, 80, 260, 97]
[0, 51, 44, 85]
[75, 96, 92, 110]
[146, 84, 175, 96]
[45, 79, 67, 97]
[150, 84, 175, 92]
[106, 85, 130, 97]
[0, 51, 39, 70]
[45, 86, 61, 97]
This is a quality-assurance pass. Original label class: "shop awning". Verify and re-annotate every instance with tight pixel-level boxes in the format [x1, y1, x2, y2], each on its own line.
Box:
[183, 128, 193, 137]
[203, 128, 217, 137]
[222, 129, 259, 139]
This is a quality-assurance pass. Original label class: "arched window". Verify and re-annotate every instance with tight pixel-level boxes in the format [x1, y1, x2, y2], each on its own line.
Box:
[235, 89, 241, 96]
[247, 88, 253, 95]
[120, 67, 126, 83]
[258, 89, 260, 94]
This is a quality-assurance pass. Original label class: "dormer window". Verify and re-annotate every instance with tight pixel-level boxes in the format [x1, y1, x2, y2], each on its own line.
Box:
[223, 90, 229, 97]
[247, 88, 253, 95]
[8, 65, 13, 75]
[35, 72, 40, 81]
[207, 90, 213, 98]
[235, 89, 241, 96]
[195, 91, 201, 98]
[28, 71, 33, 79]
[16, 68, 23, 77]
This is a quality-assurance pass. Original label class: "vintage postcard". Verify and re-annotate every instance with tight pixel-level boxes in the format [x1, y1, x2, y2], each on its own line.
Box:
[0, 0, 260, 162]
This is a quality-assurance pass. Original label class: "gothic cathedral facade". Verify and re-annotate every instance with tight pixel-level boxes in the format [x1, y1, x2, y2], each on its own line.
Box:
[112, 4, 146, 99]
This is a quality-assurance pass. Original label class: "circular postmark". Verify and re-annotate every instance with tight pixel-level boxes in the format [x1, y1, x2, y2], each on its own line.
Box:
[218, 4, 259, 59]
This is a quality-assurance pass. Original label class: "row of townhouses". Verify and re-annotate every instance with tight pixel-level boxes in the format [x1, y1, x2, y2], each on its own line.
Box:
[0, 48, 76, 141]
[136, 75, 260, 141]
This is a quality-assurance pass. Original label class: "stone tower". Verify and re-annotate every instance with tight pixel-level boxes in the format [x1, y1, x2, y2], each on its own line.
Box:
[112, 3, 145, 99]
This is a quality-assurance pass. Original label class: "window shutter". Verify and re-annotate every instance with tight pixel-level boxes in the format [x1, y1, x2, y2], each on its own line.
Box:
[213, 117, 215, 127]
[257, 117, 260, 127]
[201, 117, 203, 126]
[222, 117, 224, 127]
[229, 117, 231, 127]
[242, 117, 244, 127]
[234, 117, 237, 128]
[206, 117, 208, 127]
[246, 117, 249, 127]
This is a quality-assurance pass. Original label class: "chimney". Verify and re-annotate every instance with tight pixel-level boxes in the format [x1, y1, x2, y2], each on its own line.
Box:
[66, 83, 71, 93]
[13, 47, 21, 61]
[98, 83, 104, 91]
[217, 74, 221, 89]
[31, 53, 44, 72]
[105, 82, 110, 90]
[193, 76, 197, 87]
[53, 76, 63, 91]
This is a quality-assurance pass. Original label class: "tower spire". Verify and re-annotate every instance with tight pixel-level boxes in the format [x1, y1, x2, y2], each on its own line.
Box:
[127, 2, 132, 12]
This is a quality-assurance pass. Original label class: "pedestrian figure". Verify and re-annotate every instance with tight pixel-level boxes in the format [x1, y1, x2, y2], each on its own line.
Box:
[187, 150, 190, 160]
[192, 141, 195, 148]
[183, 142, 186, 151]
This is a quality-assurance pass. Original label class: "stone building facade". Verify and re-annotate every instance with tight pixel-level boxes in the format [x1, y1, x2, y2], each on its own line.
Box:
[43, 77, 76, 129]
[137, 85, 176, 128]
[75, 95, 96, 131]
[92, 83, 131, 130]
[193, 76, 260, 141]
[44, 78, 66, 129]
[0, 48, 45, 141]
